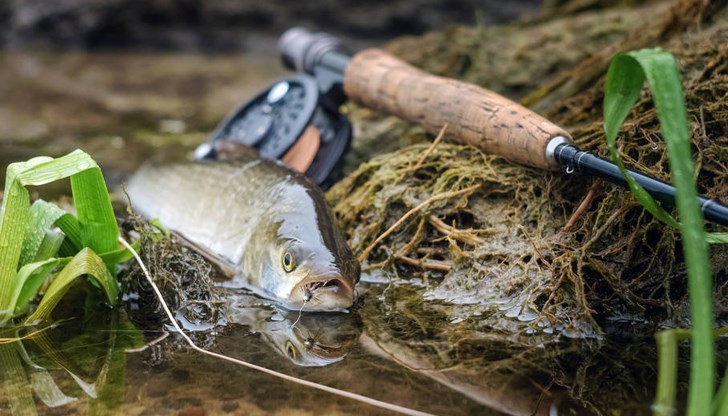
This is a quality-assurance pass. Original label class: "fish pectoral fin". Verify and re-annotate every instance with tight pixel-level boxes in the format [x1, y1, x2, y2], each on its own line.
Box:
[170, 230, 236, 278]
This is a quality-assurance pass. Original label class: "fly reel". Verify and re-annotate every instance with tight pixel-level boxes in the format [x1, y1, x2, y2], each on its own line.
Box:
[195, 74, 351, 188]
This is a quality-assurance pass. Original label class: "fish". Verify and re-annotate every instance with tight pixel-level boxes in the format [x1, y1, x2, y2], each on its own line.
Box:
[125, 155, 360, 312]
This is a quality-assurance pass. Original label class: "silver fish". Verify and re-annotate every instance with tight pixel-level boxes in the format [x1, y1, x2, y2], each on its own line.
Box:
[126, 156, 360, 312]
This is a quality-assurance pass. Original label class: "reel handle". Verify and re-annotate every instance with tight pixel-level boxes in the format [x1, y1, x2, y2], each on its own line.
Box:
[343, 49, 572, 170]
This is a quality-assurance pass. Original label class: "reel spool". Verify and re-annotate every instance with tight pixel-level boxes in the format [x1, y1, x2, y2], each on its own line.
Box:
[195, 74, 351, 188]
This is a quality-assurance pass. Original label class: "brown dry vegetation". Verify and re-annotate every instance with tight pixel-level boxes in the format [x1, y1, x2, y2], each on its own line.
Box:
[328, 0, 728, 335]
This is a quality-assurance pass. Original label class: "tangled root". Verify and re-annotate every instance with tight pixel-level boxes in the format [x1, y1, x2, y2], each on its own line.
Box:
[328, 1, 728, 335]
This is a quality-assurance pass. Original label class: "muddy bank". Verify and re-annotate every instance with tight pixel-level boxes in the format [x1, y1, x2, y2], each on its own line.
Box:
[329, 0, 728, 335]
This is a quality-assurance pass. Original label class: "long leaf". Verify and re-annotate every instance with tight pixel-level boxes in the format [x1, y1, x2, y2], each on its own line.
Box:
[603, 53, 679, 228]
[707, 233, 728, 244]
[19, 200, 68, 268]
[0, 182, 31, 323]
[33, 230, 65, 263]
[71, 168, 118, 257]
[7, 244, 131, 321]
[654, 330, 678, 416]
[12, 151, 118, 257]
[716, 366, 728, 415]
[12, 259, 63, 317]
[55, 214, 83, 252]
[24, 249, 118, 325]
[605, 48, 713, 415]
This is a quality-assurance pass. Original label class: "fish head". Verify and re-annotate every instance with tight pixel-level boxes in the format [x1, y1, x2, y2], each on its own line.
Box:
[264, 235, 359, 312]
[248, 180, 360, 312]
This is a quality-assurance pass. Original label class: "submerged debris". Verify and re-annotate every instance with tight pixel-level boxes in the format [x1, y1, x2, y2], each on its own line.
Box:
[122, 215, 223, 331]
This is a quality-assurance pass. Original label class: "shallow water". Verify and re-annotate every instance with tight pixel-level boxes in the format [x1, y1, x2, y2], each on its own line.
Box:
[0, 278, 677, 416]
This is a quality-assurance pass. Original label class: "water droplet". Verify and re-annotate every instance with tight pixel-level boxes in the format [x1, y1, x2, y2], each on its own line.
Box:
[77, 161, 91, 170]
[565, 165, 574, 174]
[651, 144, 658, 150]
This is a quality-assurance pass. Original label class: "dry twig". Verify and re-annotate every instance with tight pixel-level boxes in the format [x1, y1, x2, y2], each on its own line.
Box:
[358, 184, 481, 262]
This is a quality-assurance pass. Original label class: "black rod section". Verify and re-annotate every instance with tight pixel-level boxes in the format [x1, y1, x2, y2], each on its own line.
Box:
[553, 144, 728, 227]
[278, 27, 350, 77]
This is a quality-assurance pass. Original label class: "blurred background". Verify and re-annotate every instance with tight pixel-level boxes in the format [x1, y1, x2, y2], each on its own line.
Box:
[0, 0, 547, 191]
[0, 0, 543, 53]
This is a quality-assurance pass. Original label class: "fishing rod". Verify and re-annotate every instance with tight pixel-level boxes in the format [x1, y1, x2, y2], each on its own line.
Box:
[196, 28, 727, 226]
[272, 27, 728, 227]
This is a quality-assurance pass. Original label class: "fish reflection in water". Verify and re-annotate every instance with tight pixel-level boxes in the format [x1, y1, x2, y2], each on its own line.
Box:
[222, 291, 362, 367]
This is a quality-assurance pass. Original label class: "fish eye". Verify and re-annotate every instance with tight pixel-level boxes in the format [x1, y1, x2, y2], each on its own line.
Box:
[282, 251, 296, 272]
[285, 341, 298, 360]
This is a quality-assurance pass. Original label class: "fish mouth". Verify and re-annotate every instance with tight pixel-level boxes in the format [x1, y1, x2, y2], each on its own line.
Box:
[291, 276, 355, 311]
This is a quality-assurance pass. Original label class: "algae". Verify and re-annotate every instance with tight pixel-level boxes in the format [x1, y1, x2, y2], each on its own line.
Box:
[328, 0, 728, 335]
[122, 215, 224, 332]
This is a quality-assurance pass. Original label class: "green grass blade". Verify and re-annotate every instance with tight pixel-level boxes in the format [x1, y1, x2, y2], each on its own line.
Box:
[604, 52, 679, 228]
[71, 167, 118, 255]
[715, 367, 728, 415]
[12, 259, 63, 316]
[13, 151, 97, 188]
[54, 213, 83, 251]
[0, 181, 31, 323]
[57, 239, 79, 258]
[19, 200, 68, 268]
[24, 248, 118, 325]
[33, 230, 65, 263]
[654, 330, 679, 416]
[0, 157, 47, 319]
[707, 233, 728, 244]
[606, 48, 714, 415]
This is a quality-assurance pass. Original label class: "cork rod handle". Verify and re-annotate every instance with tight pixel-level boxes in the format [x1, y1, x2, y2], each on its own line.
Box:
[343, 49, 571, 170]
